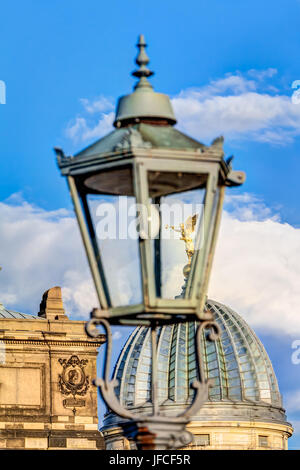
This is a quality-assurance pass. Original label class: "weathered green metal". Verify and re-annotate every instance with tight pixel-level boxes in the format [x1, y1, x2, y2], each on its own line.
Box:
[57, 142, 243, 326]
[114, 88, 176, 128]
[67, 175, 110, 310]
[58, 123, 206, 170]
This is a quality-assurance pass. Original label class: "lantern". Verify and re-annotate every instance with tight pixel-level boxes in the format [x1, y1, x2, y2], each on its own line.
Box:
[56, 35, 244, 327]
[56, 35, 245, 449]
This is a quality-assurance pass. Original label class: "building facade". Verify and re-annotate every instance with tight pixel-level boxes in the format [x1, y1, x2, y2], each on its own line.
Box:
[0, 286, 105, 450]
[102, 300, 293, 450]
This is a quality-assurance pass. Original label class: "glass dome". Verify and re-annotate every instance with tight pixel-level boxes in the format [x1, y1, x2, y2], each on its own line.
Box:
[0, 302, 39, 320]
[113, 300, 281, 409]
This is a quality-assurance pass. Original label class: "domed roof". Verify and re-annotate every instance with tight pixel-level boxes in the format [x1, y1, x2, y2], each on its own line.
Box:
[0, 301, 39, 320]
[103, 299, 288, 430]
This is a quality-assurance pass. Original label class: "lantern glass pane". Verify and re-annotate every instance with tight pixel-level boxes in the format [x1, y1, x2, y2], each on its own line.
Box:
[147, 171, 208, 300]
[86, 193, 143, 308]
[147, 170, 207, 198]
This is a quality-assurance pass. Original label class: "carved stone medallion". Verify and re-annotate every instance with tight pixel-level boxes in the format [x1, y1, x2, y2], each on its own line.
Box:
[58, 355, 89, 399]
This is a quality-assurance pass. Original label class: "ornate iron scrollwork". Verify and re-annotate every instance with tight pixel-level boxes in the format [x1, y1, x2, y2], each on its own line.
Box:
[86, 313, 221, 449]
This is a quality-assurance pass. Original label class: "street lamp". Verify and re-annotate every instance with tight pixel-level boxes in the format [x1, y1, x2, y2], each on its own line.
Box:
[56, 35, 245, 450]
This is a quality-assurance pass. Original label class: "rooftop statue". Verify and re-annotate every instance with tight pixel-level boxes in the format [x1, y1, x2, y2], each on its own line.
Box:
[166, 214, 198, 265]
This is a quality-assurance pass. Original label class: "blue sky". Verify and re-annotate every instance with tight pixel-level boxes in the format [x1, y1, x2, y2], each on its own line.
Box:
[1, 0, 300, 449]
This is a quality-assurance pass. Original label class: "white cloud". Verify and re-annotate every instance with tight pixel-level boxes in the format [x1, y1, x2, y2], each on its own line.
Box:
[172, 71, 300, 144]
[0, 194, 142, 318]
[208, 194, 300, 336]
[65, 95, 115, 144]
[291, 421, 300, 435]
[247, 68, 278, 81]
[65, 112, 114, 144]
[222, 193, 280, 222]
[80, 96, 114, 114]
[1, 193, 300, 337]
[160, 192, 300, 336]
[0, 194, 97, 319]
[285, 390, 300, 413]
[65, 68, 300, 146]
[112, 330, 122, 341]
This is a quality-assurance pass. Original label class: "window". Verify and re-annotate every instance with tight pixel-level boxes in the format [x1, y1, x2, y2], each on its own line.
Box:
[258, 435, 269, 447]
[194, 434, 210, 447]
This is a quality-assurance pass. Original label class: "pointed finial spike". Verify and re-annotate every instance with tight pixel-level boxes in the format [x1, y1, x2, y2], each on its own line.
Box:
[132, 34, 154, 88]
[138, 34, 146, 46]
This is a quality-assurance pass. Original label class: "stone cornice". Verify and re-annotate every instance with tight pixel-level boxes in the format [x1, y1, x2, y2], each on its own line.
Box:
[0, 337, 105, 347]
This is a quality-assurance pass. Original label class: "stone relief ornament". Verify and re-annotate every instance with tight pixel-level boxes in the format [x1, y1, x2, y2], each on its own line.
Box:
[58, 355, 89, 398]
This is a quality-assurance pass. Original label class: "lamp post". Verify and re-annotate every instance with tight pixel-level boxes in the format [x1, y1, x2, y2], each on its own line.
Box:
[56, 35, 245, 450]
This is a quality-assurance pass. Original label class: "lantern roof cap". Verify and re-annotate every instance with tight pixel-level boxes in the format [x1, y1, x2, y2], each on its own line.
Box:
[113, 35, 177, 127]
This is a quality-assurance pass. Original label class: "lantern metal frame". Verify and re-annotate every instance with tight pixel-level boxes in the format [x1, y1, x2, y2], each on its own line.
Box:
[56, 128, 245, 451]
[56, 34, 245, 449]
[57, 142, 244, 327]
